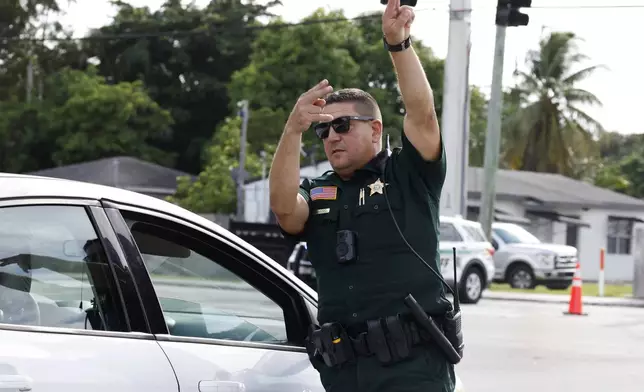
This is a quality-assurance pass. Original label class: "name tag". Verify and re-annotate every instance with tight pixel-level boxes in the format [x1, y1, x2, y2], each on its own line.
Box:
[314, 208, 330, 215]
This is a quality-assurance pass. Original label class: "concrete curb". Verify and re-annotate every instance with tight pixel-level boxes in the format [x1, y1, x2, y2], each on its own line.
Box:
[482, 290, 644, 308]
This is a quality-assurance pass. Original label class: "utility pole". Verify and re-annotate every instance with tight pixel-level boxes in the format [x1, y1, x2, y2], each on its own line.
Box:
[259, 150, 267, 222]
[439, 0, 472, 218]
[26, 55, 34, 104]
[235, 100, 249, 221]
[479, 0, 531, 240]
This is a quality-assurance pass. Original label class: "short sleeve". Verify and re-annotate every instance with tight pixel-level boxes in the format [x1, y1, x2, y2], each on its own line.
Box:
[277, 179, 312, 245]
[398, 129, 446, 198]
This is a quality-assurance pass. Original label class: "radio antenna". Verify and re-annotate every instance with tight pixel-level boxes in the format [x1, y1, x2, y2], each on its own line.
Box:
[452, 247, 460, 312]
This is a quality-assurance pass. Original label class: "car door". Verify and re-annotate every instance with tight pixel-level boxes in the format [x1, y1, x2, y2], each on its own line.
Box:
[0, 199, 178, 392]
[102, 202, 324, 392]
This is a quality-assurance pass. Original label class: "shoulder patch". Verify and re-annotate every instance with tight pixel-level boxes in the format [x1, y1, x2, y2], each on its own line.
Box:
[310, 186, 337, 201]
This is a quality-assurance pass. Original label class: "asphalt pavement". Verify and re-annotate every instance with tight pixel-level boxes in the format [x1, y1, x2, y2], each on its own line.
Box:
[458, 298, 644, 392]
[31, 276, 644, 391]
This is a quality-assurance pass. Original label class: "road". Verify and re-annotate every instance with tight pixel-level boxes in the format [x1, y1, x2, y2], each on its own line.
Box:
[457, 299, 644, 392]
[29, 277, 644, 391]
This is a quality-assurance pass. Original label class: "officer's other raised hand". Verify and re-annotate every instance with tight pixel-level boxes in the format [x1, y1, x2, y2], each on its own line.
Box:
[286, 79, 334, 133]
[382, 0, 415, 45]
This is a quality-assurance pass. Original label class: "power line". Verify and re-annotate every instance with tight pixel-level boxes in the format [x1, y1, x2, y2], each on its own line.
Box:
[4, 3, 643, 44]
[452, 4, 644, 12]
[530, 4, 644, 9]
[2, 6, 444, 43]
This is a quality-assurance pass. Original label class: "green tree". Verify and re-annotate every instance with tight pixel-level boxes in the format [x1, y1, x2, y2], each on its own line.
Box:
[467, 86, 488, 167]
[592, 131, 644, 198]
[45, 67, 175, 166]
[0, 67, 174, 172]
[228, 8, 460, 157]
[228, 9, 362, 154]
[1, 0, 87, 102]
[0, 100, 48, 172]
[502, 31, 605, 178]
[84, 0, 280, 173]
[168, 116, 273, 213]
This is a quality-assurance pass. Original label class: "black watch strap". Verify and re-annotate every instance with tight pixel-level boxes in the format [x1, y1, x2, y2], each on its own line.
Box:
[383, 35, 412, 52]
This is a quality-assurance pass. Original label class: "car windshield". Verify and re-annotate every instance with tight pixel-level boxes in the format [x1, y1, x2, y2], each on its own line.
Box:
[493, 225, 541, 244]
[462, 225, 487, 242]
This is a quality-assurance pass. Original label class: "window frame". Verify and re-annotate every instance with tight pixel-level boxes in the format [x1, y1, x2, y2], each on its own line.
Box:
[103, 201, 315, 352]
[0, 198, 148, 341]
[439, 222, 464, 242]
[607, 216, 633, 255]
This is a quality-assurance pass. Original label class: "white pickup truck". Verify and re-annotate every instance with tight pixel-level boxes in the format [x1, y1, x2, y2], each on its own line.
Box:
[490, 222, 578, 290]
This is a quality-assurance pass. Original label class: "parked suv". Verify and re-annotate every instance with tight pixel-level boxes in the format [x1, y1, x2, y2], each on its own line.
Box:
[491, 222, 578, 290]
[287, 215, 495, 304]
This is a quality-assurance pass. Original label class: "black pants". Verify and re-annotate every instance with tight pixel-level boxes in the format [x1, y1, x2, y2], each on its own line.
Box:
[311, 343, 456, 392]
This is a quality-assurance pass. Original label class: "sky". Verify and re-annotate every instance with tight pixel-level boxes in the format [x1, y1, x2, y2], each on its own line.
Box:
[55, 0, 644, 135]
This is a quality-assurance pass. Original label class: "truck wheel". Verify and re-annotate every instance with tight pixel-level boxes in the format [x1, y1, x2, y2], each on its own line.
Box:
[459, 267, 483, 304]
[507, 264, 536, 289]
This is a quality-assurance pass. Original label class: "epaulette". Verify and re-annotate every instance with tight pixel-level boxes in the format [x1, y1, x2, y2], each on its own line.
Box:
[314, 170, 336, 181]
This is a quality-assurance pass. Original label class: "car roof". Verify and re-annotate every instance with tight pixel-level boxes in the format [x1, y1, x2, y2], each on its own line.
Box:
[491, 222, 520, 229]
[0, 172, 219, 226]
[0, 172, 318, 299]
[440, 214, 481, 227]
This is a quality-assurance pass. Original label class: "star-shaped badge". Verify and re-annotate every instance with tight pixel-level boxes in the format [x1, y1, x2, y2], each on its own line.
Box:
[368, 178, 388, 196]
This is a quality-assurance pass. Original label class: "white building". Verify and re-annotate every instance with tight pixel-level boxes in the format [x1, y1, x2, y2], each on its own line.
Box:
[244, 161, 644, 283]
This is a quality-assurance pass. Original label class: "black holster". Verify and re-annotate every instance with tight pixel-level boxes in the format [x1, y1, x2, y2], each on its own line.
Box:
[308, 323, 355, 367]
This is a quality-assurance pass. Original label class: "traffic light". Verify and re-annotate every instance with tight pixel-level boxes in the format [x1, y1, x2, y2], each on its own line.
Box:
[496, 0, 531, 27]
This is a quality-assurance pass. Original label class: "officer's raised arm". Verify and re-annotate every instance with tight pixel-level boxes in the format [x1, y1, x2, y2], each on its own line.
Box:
[269, 80, 334, 235]
[383, 0, 441, 162]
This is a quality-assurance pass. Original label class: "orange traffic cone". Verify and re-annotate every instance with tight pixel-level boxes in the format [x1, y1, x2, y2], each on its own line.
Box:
[564, 262, 588, 316]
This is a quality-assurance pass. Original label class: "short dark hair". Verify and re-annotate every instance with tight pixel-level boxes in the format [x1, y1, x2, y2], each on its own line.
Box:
[325, 88, 382, 120]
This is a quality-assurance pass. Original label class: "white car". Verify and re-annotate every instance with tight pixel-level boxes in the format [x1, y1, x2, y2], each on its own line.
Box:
[0, 172, 464, 392]
[439, 215, 496, 304]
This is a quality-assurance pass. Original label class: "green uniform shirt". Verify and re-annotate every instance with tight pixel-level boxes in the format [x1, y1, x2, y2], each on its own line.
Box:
[282, 131, 451, 326]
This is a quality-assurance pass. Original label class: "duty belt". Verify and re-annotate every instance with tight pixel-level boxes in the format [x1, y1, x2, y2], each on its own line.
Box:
[306, 313, 439, 368]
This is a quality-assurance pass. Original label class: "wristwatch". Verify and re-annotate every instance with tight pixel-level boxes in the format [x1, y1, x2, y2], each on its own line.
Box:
[383, 35, 412, 52]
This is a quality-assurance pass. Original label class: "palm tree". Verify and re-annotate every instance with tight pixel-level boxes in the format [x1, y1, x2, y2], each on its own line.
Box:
[501, 31, 606, 178]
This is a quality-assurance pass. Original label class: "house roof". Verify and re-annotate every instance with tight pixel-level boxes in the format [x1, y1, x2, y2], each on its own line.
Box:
[467, 166, 644, 209]
[245, 157, 644, 210]
[28, 156, 193, 195]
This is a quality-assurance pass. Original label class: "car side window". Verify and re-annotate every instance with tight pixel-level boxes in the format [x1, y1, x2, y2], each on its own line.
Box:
[439, 223, 463, 242]
[125, 218, 288, 344]
[0, 205, 126, 331]
[462, 226, 487, 242]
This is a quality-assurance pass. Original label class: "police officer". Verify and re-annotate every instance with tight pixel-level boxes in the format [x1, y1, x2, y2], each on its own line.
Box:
[269, 0, 456, 390]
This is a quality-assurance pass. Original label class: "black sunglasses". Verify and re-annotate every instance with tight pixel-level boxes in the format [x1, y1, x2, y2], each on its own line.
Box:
[314, 115, 375, 140]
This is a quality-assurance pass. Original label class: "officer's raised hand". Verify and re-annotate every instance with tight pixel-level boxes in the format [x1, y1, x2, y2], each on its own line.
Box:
[286, 79, 335, 133]
[270, 80, 334, 235]
[382, 0, 415, 45]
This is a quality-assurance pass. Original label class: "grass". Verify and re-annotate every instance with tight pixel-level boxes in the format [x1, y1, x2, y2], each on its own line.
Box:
[488, 282, 634, 298]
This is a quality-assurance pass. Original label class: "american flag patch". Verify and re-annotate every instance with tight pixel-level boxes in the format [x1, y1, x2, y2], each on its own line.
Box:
[310, 186, 337, 201]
